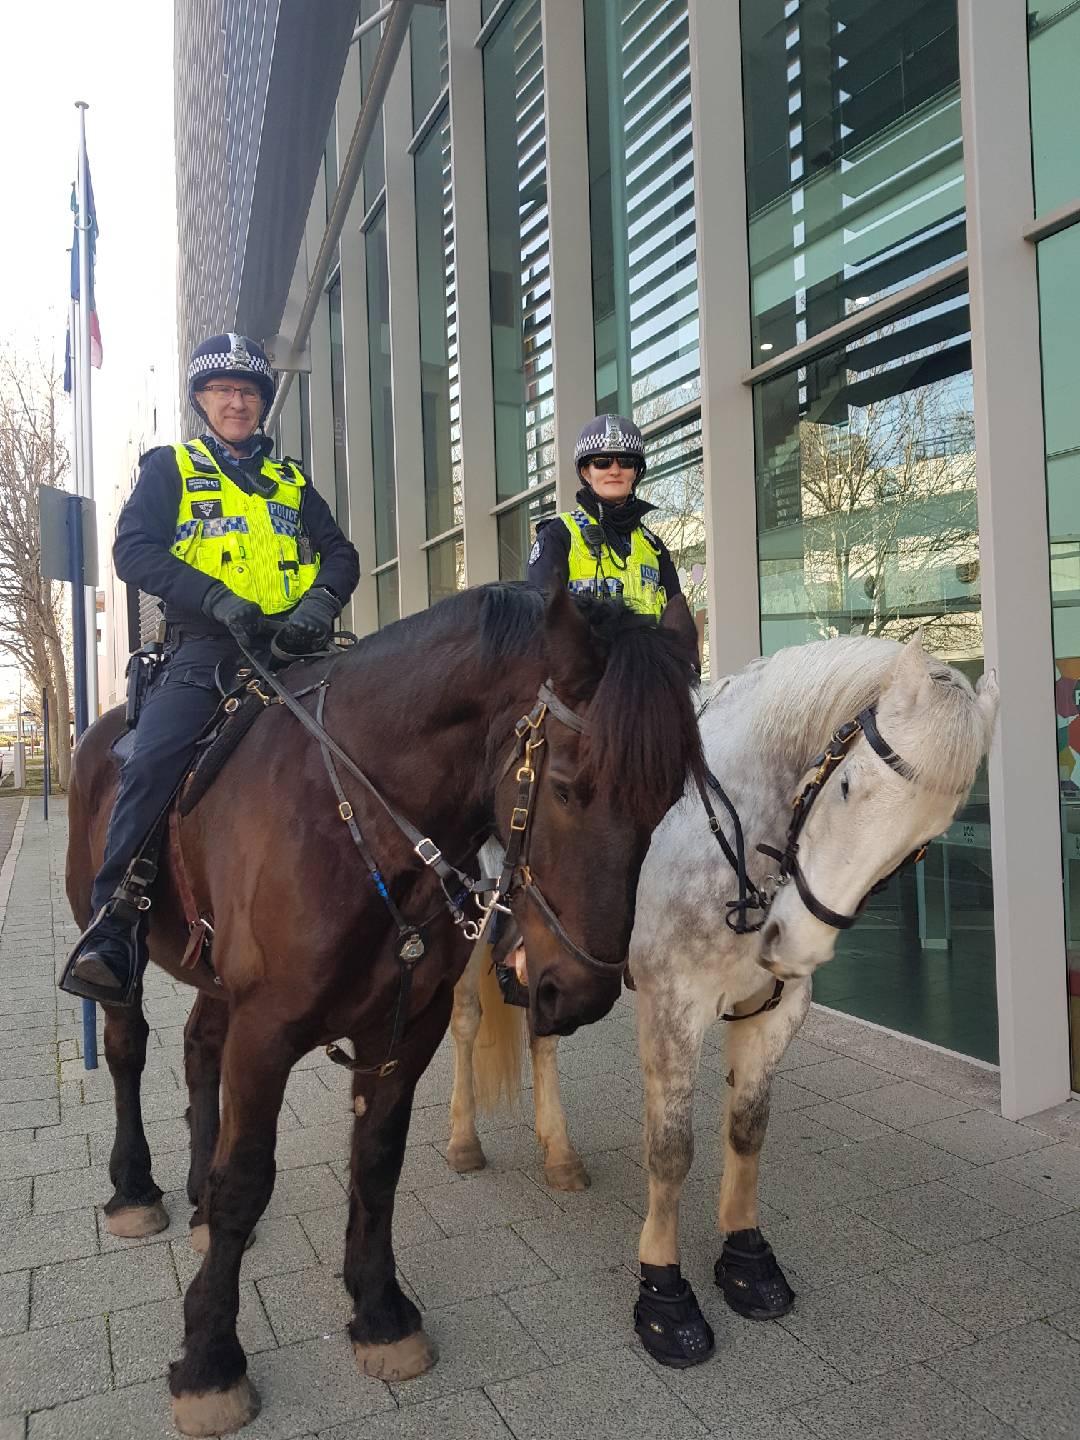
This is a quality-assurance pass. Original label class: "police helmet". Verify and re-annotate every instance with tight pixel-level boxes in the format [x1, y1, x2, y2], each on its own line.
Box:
[573, 414, 647, 478]
[187, 333, 276, 425]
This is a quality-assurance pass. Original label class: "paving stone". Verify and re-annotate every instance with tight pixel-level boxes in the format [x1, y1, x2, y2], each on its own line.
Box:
[108, 1285, 276, 1387]
[831, 1132, 977, 1191]
[239, 1332, 395, 1437]
[892, 1238, 1080, 1337]
[171, 1214, 319, 1290]
[1020, 1100, 1080, 1147]
[798, 1100, 898, 1143]
[840, 1081, 975, 1129]
[0, 1076, 58, 1103]
[982, 1143, 1080, 1206]
[929, 1320, 1080, 1440]
[30, 1241, 177, 1326]
[502, 1265, 640, 1364]
[910, 1109, 1059, 1166]
[765, 1204, 922, 1289]
[1047, 1302, 1080, 1342]
[783, 1056, 895, 1102]
[792, 1362, 1020, 1439]
[387, 1295, 547, 1405]
[31, 1167, 111, 1216]
[395, 1142, 466, 1192]
[0, 1418, 23, 1440]
[510, 1200, 641, 1278]
[778, 1273, 974, 1381]
[0, 1270, 29, 1337]
[989, 1209, 1080, 1276]
[0, 1316, 110, 1414]
[0, 1178, 32, 1225]
[27, 1378, 177, 1439]
[397, 1228, 557, 1309]
[486, 1346, 709, 1440]
[758, 1149, 885, 1215]
[299, 1191, 443, 1269]
[416, 1169, 562, 1237]
[849, 1180, 1016, 1253]
[275, 1123, 352, 1172]
[320, 1388, 513, 1440]
[948, 1165, 1070, 1223]
[0, 1207, 98, 1274]
[264, 1164, 347, 1219]
[0, 1135, 88, 1182]
[257, 1264, 352, 1346]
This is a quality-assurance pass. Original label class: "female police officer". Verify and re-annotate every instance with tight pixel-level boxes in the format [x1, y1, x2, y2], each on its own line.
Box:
[60, 333, 359, 1005]
[526, 414, 682, 615]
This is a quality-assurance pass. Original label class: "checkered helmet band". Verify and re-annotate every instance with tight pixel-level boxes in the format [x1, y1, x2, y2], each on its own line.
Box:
[574, 413, 647, 473]
[187, 333, 276, 423]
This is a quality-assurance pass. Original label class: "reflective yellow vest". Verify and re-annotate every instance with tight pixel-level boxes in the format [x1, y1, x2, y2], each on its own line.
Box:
[561, 509, 666, 618]
[170, 441, 320, 614]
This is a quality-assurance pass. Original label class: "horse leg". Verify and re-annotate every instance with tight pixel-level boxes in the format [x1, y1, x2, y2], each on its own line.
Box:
[169, 1006, 298, 1436]
[446, 955, 486, 1173]
[633, 980, 714, 1368]
[715, 976, 811, 1321]
[530, 1032, 589, 1191]
[184, 995, 229, 1254]
[347, 1069, 439, 1381]
[101, 988, 169, 1238]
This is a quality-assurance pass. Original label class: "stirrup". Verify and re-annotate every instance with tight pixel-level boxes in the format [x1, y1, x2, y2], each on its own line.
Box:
[58, 904, 147, 1006]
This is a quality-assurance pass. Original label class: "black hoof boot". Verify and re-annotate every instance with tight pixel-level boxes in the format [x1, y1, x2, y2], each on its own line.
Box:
[634, 1264, 715, 1368]
[715, 1228, 795, 1320]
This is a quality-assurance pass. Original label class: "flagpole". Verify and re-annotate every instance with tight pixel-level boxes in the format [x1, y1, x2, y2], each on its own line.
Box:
[75, 100, 99, 724]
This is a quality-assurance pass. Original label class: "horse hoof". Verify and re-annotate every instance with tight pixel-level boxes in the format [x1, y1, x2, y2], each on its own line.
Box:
[544, 1158, 590, 1192]
[189, 1224, 257, 1256]
[170, 1376, 261, 1436]
[105, 1201, 170, 1238]
[634, 1274, 715, 1368]
[715, 1229, 795, 1320]
[354, 1330, 438, 1381]
[445, 1140, 486, 1173]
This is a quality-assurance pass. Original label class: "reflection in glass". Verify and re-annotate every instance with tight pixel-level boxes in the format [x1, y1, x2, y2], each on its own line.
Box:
[584, 0, 700, 423]
[1038, 224, 1080, 1088]
[360, 0, 386, 209]
[298, 372, 311, 475]
[741, 1, 966, 359]
[328, 278, 348, 526]
[411, 3, 448, 133]
[427, 536, 466, 604]
[366, 208, 396, 566]
[416, 111, 462, 536]
[637, 412, 708, 670]
[376, 567, 399, 628]
[754, 289, 996, 1060]
[497, 487, 557, 581]
[1027, 1, 1080, 215]
[483, 0, 555, 502]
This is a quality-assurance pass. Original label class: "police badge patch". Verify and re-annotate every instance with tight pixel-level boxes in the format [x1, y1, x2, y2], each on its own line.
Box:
[528, 536, 543, 566]
[191, 499, 223, 520]
[185, 476, 221, 493]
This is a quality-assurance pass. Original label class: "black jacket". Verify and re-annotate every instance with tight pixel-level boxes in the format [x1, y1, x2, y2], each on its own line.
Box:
[526, 486, 682, 602]
[113, 437, 360, 633]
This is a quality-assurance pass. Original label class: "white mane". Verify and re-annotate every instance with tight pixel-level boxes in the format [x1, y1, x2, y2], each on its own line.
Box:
[732, 635, 990, 794]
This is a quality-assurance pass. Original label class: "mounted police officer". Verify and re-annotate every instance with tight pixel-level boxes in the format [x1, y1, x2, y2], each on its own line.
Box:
[60, 333, 360, 1006]
[527, 414, 682, 615]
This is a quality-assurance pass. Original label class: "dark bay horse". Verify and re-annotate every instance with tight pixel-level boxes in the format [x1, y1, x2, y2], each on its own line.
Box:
[64, 583, 702, 1436]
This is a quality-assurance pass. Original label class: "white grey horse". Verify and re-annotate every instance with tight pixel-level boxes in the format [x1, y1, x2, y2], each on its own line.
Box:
[448, 633, 999, 1366]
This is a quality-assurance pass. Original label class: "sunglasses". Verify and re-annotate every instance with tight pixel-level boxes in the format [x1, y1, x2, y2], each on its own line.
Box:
[587, 454, 641, 473]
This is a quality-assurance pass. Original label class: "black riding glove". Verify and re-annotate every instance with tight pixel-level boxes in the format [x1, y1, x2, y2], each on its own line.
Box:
[201, 583, 266, 647]
[276, 586, 341, 654]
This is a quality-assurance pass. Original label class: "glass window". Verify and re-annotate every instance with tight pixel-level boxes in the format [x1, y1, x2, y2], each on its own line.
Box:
[328, 277, 348, 525]
[416, 110, 462, 536]
[360, 0, 386, 209]
[427, 536, 465, 604]
[411, 3, 448, 132]
[376, 567, 400, 627]
[584, 0, 700, 423]
[638, 411, 708, 669]
[1028, 1, 1080, 215]
[1038, 223, 1080, 1090]
[754, 290, 996, 1061]
[366, 207, 396, 566]
[298, 372, 311, 475]
[742, 1, 966, 361]
[483, 0, 555, 503]
[497, 487, 557, 580]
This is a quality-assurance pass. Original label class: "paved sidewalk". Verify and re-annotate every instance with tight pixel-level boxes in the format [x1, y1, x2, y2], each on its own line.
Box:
[2, 795, 1079, 1439]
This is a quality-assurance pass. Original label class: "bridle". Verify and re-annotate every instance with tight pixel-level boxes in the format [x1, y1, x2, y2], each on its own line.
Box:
[700, 706, 930, 938]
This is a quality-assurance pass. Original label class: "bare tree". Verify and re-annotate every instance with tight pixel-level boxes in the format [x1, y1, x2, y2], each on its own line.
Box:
[0, 352, 73, 788]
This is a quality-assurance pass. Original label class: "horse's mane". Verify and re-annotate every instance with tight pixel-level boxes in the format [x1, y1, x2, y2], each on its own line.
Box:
[739, 635, 988, 793]
[352, 583, 703, 822]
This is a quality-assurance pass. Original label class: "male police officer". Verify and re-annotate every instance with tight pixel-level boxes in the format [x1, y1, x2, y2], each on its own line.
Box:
[60, 333, 360, 1005]
[527, 414, 682, 616]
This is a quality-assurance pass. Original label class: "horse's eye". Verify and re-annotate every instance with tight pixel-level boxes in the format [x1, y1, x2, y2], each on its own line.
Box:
[552, 782, 571, 806]
[840, 776, 850, 801]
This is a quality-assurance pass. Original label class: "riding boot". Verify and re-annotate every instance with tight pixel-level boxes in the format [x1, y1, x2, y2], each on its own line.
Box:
[60, 900, 149, 1006]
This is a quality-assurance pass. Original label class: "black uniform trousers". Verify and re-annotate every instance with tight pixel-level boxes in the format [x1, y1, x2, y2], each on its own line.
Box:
[90, 635, 237, 915]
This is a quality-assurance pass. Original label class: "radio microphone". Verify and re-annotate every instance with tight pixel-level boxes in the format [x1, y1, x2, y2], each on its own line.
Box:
[581, 523, 606, 559]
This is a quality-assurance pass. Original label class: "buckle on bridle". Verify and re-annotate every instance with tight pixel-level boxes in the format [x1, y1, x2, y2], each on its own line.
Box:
[509, 805, 530, 832]
[414, 837, 442, 867]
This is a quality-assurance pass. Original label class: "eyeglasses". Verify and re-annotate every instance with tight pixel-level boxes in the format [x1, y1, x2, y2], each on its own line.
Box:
[199, 383, 263, 403]
[587, 454, 640, 473]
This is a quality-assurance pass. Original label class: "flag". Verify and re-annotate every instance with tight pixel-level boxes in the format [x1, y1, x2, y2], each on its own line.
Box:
[65, 153, 102, 390]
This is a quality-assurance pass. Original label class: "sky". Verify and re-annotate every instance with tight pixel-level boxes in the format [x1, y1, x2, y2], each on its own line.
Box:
[3, 2, 179, 510]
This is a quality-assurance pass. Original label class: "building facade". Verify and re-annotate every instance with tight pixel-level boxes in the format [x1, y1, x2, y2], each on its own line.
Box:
[175, 0, 1080, 1118]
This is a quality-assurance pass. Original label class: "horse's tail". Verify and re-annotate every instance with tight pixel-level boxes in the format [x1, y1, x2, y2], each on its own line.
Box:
[472, 945, 526, 1113]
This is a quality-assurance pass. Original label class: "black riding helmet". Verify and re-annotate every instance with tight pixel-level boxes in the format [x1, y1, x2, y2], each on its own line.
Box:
[187, 333, 277, 427]
[574, 413, 648, 481]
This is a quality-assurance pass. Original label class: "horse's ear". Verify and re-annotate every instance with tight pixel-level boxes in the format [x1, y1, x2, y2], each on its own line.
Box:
[659, 594, 700, 671]
[885, 631, 933, 713]
[543, 585, 602, 700]
[975, 667, 1001, 745]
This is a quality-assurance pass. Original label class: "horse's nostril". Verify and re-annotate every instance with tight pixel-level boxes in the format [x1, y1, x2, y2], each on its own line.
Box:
[763, 919, 781, 949]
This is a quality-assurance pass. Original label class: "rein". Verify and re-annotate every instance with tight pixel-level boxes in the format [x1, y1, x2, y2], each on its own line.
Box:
[229, 636, 623, 1074]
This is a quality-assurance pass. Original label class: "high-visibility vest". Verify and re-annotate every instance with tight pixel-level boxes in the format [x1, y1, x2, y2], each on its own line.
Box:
[560, 509, 666, 618]
[170, 440, 320, 614]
